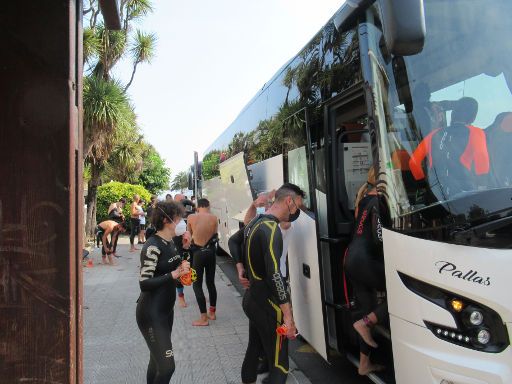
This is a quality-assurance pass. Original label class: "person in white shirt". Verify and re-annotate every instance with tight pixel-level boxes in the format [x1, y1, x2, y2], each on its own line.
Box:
[137, 200, 147, 244]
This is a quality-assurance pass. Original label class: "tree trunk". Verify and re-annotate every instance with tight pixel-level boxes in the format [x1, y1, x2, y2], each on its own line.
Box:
[85, 163, 102, 238]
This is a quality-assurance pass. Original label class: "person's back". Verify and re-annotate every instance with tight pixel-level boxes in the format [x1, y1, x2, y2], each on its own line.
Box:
[188, 198, 219, 326]
[187, 211, 217, 247]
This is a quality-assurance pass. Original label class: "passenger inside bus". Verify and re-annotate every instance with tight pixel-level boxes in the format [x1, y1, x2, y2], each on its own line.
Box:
[409, 97, 490, 199]
[344, 167, 390, 376]
[486, 111, 512, 187]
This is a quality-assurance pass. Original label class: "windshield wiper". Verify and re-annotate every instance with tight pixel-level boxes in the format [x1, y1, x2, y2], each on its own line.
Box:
[453, 215, 512, 240]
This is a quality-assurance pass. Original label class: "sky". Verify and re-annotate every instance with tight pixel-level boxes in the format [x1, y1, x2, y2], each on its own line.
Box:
[113, 0, 344, 183]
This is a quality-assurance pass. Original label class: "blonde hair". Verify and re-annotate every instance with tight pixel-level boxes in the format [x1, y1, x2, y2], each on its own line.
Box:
[354, 167, 377, 212]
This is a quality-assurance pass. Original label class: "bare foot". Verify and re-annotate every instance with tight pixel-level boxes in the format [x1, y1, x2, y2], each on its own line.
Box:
[358, 362, 385, 376]
[177, 296, 187, 308]
[208, 311, 216, 321]
[101, 257, 109, 265]
[192, 318, 209, 326]
[129, 247, 140, 252]
[354, 319, 378, 348]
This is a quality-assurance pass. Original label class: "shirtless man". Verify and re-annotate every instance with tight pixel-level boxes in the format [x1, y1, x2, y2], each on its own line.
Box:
[187, 198, 219, 326]
[96, 220, 126, 265]
[129, 194, 141, 252]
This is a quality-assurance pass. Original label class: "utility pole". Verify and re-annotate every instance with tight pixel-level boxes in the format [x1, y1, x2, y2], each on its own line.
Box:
[193, 151, 199, 199]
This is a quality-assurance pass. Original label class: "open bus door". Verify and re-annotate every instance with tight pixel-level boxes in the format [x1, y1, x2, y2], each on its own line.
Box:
[217, 152, 254, 250]
[283, 109, 329, 360]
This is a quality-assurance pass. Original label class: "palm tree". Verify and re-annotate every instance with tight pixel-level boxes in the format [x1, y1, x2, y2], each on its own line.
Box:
[82, 0, 158, 236]
[125, 30, 156, 91]
[83, 75, 134, 236]
[170, 171, 189, 193]
[105, 128, 147, 182]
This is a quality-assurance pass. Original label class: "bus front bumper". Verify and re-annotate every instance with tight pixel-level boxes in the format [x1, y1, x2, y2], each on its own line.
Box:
[390, 315, 512, 384]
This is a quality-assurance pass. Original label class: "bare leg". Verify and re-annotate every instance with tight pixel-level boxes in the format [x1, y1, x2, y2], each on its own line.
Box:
[177, 295, 187, 308]
[108, 254, 117, 266]
[358, 352, 385, 376]
[208, 307, 216, 320]
[192, 313, 209, 326]
[353, 312, 378, 348]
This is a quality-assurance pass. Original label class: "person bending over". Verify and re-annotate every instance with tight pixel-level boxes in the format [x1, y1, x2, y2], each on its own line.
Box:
[136, 201, 191, 384]
[187, 198, 219, 326]
[96, 220, 126, 265]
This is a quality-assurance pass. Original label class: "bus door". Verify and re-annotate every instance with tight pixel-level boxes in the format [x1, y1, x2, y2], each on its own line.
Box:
[323, 88, 375, 352]
[283, 109, 329, 360]
[218, 152, 254, 249]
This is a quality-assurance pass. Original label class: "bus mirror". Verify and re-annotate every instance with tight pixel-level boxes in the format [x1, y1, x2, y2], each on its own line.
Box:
[379, 0, 426, 56]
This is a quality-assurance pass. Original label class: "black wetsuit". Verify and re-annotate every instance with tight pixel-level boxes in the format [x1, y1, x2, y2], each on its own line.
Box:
[241, 214, 289, 384]
[191, 235, 218, 313]
[136, 235, 183, 384]
[345, 195, 388, 355]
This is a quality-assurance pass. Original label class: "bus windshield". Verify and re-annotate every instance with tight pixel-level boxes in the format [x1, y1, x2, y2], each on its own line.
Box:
[366, 0, 512, 247]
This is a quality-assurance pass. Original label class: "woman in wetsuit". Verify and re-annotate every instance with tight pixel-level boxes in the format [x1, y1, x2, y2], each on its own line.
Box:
[345, 168, 389, 376]
[136, 201, 191, 384]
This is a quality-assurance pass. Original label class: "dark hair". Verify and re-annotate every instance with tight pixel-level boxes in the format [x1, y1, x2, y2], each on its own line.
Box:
[150, 195, 157, 202]
[119, 198, 126, 204]
[452, 97, 478, 125]
[151, 201, 185, 231]
[275, 183, 306, 201]
[197, 198, 210, 208]
[165, 193, 172, 199]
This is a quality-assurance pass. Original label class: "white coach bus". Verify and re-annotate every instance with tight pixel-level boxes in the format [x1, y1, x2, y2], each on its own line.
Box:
[198, 1, 512, 383]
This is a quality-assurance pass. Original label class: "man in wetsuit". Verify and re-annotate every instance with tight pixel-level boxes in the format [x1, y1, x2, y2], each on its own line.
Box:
[241, 183, 303, 384]
[96, 220, 127, 265]
[186, 198, 219, 326]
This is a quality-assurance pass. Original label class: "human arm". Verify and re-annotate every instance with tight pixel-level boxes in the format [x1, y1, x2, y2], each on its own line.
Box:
[262, 222, 289, 304]
[279, 302, 297, 339]
[102, 228, 113, 254]
[139, 246, 189, 291]
[228, 228, 250, 288]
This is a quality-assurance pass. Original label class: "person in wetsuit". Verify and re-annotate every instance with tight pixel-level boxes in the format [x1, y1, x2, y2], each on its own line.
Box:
[241, 183, 303, 384]
[136, 201, 191, 384]
[186, 198, 219, 325]
[173, 194, 192, 308]
[345, 167, 390, 375]
[95, 220, 127, 265]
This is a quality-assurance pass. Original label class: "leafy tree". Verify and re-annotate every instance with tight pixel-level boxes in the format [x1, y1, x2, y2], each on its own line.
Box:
[83, 76, 134, 236]
[202, 151, 221, 180]
[82, 0, 157, 237]
[170, 171, 189, 193]
[137, 146, 171, 194]
[97, 181, 151, 222]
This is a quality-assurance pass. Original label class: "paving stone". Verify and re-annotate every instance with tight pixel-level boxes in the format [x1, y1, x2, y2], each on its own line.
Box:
[84, 237, 310, 383]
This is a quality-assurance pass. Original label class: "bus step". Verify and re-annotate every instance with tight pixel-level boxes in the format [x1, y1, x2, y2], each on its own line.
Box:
[374, 324, 391, 341]
[346, 353, 390, 384]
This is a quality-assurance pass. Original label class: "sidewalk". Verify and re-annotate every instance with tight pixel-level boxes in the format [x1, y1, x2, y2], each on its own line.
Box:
[83, 237, 311, 384]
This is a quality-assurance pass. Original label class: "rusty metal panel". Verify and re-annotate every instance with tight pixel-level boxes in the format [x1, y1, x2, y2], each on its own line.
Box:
[0, 1, 82, 383]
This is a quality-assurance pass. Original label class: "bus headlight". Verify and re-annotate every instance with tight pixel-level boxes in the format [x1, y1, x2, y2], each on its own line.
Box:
[469, 310, 484, 326]
[399, 272, 510, 353]
[477, 329, 491, 345]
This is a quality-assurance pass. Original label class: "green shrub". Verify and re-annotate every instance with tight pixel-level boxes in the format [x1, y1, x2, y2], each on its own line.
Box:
[97, 181, 151, 223]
